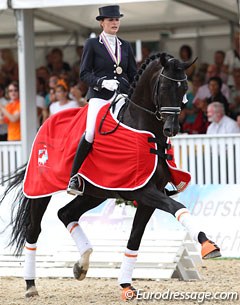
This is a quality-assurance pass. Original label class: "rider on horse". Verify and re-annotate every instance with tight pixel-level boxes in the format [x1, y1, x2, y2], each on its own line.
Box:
[67, 5, 137, 195]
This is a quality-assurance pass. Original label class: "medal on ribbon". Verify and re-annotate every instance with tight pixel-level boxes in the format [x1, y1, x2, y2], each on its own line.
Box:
[116, 66, 123, 74]
[100, 32, 122, 74]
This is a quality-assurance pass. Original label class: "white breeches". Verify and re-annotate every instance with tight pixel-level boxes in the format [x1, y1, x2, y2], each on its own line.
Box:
[85, 95, 116, 143]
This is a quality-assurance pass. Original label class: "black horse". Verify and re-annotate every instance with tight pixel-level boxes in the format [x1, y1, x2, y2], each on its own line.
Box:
[0, 53, 220, 300]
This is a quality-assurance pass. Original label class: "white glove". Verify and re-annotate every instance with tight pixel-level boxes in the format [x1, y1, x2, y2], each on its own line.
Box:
[182, 94, 188, 104]
[102, 79, 119, 91]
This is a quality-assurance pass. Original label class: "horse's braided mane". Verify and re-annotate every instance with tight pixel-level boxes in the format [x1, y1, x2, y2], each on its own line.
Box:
[128, 52, 161, 99]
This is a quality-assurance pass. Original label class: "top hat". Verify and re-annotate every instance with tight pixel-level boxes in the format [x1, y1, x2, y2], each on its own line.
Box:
[96, 5, 124, 21]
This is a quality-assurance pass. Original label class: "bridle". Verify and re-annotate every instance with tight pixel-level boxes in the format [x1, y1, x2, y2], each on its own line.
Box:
[99, 61, 188, 135]
[99, 58, 187, 135]
[121, 65, 187, 121]
[153, 67, 187, 121]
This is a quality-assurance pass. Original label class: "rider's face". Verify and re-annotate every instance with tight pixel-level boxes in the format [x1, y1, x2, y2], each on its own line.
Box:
[100, 18, 120, 35]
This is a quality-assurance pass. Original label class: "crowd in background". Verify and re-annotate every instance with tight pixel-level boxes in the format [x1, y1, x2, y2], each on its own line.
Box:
[0, 31, 240, 141]
[178, 33, 240, 135]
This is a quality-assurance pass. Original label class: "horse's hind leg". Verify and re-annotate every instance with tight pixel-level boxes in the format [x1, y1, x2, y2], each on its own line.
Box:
[119, 204, 155, 301]
[58, 194, 105, 280]
[24, 197, 51, 298]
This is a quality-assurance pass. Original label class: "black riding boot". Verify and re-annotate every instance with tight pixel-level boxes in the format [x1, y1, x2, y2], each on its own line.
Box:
[67, 134, 92, 195]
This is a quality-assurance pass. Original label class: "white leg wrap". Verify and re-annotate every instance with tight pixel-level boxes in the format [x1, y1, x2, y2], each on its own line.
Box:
[23, 242, 37, 280]
[175, 208, 200, 242]
[67, 222, 92, 256]
[118, 248, 138, 285]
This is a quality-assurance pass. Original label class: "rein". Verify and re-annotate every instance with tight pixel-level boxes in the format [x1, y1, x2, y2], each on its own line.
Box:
[98, 94, 129, 135]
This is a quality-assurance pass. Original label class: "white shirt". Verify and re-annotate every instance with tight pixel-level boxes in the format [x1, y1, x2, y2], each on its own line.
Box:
[193, 83, 230, 104]
[224, 50, 240, 87]
[0, 97, 8, 106]
[103, 32, 116, 53]
[0, 97, 8, 135]
[36, 95, 45, 109]
[207, 115, 240, 134]
[224, 49, 240, 71]
[49, 100, 79, 115]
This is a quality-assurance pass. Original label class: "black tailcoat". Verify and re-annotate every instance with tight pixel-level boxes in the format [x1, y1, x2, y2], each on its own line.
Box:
[80, 35, 137, 100]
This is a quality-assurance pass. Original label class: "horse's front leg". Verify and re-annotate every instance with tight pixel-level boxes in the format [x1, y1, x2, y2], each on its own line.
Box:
[24, 197, 50, 298]
[119, 203, 155, 301]
[58, 195, 105, 281]
[136, 186, 221, 259]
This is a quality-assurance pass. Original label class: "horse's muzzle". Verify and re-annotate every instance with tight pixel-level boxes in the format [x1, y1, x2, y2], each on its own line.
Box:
[163, 114, 180, 137]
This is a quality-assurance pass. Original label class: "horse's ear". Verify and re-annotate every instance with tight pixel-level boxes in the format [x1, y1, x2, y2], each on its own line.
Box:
[160, 53, 169, 68]
[182, 57, 198, 70]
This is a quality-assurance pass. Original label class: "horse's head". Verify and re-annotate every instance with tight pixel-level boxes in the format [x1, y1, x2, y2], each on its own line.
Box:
[154, 53, 196, 137]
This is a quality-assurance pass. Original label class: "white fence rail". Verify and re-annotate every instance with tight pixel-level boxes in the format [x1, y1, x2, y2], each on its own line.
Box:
[1, 134, 240, 185]
[0, 142, 23, 185]
[172, 134, 240, 185]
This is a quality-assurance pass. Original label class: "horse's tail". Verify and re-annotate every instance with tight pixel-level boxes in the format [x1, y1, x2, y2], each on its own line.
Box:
[0, 163, 27, 204]
[9, 193, 31, 256]
[0, 163, 31, 256]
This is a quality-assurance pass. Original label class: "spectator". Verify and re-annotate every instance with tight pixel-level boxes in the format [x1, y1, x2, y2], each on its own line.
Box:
[236, 113, 240, 128]
[0, 84, 8, 140]
[59, 70, 71, 87]
[0, 82, 21, 141]
[206, 77, 229, 114]
[49, 80, 79, 115]
[45, 51, 53, 71]
[36, 94, 46, 127]
[137, 44, 152, 68]
[45, 75, 59, 107]
[179, 44, 196, 81]
[214, 50, 227, 83]
[36, 76, 47, 98]
[229, 68, 240, 118]
[198, 62, 209, 76]
[0, 48, 18, 83]
[47, 48, 71, 76]
[0, 71, 7, 87]
[223, 31, 240, 88]
[41, 75, 59, 122]
[206, 102, 240, 134]
[0, 84, 7, 105]
[71, 46, 84, 81]
[36, 66, 50, 87]
[69, 81, 88, 107]
[180, 72, 205, 133]
[193, 64, 230, 105]
[190, 98, 209, 134]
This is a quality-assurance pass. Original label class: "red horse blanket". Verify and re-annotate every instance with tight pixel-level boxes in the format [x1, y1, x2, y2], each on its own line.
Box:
[23, 104, 191, 198]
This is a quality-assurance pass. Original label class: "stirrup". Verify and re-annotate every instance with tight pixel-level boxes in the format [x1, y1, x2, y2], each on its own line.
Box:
[67, 174, 85, 196]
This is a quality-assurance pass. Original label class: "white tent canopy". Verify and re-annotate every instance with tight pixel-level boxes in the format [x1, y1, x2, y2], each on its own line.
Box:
[0, 0, 239, 161]
[1, 0, 239, 40]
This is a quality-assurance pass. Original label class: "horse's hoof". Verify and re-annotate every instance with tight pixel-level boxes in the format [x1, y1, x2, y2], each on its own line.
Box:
[25, 286, 39, 298]
[201, 240, 221, 259]
[73, 248, 93, 281]
[121, 285, 137, 301]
